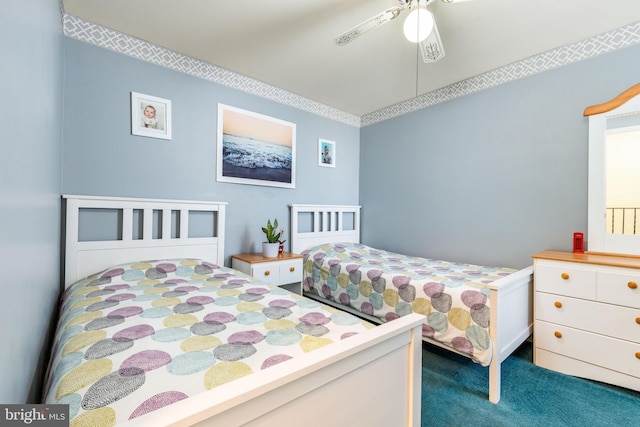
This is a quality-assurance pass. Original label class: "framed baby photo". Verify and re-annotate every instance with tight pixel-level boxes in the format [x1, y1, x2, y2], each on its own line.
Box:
[131, 92, 172, 140]
[318, 138, 335, 168]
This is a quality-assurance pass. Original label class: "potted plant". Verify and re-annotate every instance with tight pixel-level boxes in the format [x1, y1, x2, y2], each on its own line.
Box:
[261, 218, 283, 258]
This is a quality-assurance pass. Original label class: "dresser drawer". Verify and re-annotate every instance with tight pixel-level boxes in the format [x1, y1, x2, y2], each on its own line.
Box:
[535, 320, 640, 379]
[534, 261, 596, 299]
[535, 292, 640, 343]
[597, 270, 640, 309]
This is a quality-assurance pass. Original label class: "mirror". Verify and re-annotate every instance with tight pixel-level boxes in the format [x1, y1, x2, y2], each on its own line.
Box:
[606, 125, 640, 235]
[586, 84, 640, 255]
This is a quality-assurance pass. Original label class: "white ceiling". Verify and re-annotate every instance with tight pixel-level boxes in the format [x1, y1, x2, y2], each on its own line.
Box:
[62, 0, 640, 117]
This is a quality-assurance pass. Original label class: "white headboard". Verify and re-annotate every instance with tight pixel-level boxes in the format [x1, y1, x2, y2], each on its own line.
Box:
[289, 204, 361, 254]
[63, 195, 227, 287]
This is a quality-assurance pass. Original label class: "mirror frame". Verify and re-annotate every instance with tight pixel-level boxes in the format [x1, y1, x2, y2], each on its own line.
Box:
[585, 83, 640, 255]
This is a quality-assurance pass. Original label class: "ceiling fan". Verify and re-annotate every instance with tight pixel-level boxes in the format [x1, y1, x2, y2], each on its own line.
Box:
[335, 0, 472, 63]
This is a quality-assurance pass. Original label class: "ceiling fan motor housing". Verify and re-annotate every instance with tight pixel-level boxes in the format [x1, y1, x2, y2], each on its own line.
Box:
[400, 0, 438, 6]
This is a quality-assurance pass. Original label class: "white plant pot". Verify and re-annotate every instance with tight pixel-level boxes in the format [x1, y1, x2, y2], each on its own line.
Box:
[262, 242, 279, 258]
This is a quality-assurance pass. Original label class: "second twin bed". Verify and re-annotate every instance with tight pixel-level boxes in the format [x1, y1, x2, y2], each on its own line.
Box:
[290, 204, 534, 404]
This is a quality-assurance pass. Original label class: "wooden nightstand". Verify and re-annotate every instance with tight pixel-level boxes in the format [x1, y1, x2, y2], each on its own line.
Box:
[231, 252, 304, 294]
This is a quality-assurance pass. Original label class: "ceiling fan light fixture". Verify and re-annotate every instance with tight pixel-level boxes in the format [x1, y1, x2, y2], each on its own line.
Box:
[403, 8, 433, 43]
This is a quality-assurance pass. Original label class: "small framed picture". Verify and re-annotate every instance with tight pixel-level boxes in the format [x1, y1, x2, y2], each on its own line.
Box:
[131, 92, 172, 140]
[318, 138, 335, 168]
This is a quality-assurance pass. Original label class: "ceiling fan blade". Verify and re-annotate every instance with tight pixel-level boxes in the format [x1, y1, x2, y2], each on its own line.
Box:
[335, 6, 407, 46]
[419, 15, 445, 62]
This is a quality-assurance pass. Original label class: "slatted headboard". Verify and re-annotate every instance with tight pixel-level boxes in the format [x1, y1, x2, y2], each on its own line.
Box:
[63, 195, 227, 287]
[289, 204, 361, 254]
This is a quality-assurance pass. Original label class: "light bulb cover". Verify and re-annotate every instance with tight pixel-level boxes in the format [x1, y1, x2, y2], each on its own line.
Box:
[403, 8, 434, 43]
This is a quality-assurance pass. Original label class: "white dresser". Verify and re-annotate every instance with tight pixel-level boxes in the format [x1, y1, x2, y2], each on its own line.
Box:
[532, 250, 640, 391]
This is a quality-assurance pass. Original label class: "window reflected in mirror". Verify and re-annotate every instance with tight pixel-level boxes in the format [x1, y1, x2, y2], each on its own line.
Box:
[606, 125, 640, 234]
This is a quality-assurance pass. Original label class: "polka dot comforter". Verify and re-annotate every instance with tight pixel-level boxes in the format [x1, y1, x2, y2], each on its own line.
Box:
[302, 243, 517, 367]
[42, 259, 373, 426]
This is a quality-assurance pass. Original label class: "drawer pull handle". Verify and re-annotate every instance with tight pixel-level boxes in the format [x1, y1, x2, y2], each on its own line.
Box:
[264, 270, 270, 276]
[629, 281, 638, 289]
[554, 331, 562, 338]
[561, 273, 570, 280]
[636, 352, 640, 360]
[636, 317, 640, 325]
[554, 301, 563, 308]
[290, 267, 295, 272]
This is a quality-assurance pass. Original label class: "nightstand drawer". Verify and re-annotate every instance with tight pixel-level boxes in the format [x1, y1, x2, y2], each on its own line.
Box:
[250, 259, 303, 286]
[280, 259, 303, 285]
[251, 263, 281, 285]
[231, 252, 304, 294]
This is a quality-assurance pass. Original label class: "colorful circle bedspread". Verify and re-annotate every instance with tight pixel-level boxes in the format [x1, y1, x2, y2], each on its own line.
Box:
[42, 259, 373, 427]
[302, 243, 517, 366]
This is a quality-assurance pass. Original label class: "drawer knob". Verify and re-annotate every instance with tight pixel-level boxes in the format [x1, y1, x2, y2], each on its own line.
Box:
[561, 273, 570, 280]
[636, 317, 640, 325]
[554, 331, 562, 338]
[636, 352, 640, 360]
[264, 270, 270, 276]
[554, 301, 563, 308]
[290, 267, 295, 272]
[629, 281, 638, 289]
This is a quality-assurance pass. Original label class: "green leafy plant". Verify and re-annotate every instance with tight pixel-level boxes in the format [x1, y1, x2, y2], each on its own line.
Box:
[262, 218, 283, 243]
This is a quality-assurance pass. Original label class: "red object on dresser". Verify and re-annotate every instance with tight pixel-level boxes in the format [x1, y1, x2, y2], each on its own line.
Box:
[573, 232, 584, 253]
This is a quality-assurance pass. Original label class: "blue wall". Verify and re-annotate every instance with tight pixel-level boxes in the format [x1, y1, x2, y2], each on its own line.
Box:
[3, 4, 639, 403]
[0, 0, 63, 403]
[62, 39, 360, 263]
[360, 44, 640, 269]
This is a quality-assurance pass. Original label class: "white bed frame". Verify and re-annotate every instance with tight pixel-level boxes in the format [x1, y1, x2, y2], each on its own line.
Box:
[290, 204, 534, 404]
[61, 195, 425, 427]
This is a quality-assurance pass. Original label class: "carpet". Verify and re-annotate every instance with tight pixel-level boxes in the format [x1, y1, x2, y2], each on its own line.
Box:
[421, 341, 640, 426]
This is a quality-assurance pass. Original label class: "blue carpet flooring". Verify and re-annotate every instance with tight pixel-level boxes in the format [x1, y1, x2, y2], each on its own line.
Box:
[421, 341, 640, 426]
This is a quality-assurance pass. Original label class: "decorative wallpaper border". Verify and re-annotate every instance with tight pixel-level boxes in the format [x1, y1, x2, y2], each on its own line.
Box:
[62, 13, 640, 128]
[361, 21, 640, 127]
[62, 14, 361, 128]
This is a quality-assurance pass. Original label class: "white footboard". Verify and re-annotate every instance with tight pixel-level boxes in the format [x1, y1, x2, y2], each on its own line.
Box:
[121, 313, 425, 427]
[393, 265, 533, 404]
[487, 265, 534, 403]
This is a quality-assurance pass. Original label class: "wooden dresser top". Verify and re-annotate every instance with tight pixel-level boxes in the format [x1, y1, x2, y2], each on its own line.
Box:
[532, 250, 640, 269]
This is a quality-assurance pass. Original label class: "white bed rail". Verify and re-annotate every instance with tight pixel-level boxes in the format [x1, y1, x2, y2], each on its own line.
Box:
[289, 204, 361, 254]
[63, 195, 227, 287]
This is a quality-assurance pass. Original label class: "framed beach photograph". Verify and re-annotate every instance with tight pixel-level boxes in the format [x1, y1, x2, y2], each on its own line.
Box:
[131, 92, 172, 140]
[217, 104, 296, 188]
[318, 138, 335, 168]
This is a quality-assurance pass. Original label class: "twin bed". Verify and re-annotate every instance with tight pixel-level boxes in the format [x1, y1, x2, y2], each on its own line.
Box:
[44, 196, 424, 427]
[290, 204, 534, 404]
[42, 195, 533, 427]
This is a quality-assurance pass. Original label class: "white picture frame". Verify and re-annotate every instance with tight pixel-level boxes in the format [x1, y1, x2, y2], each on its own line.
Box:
[217, 104, 296, 188]
[318, 138, 335, 168]
[131, 92, 172, 140]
